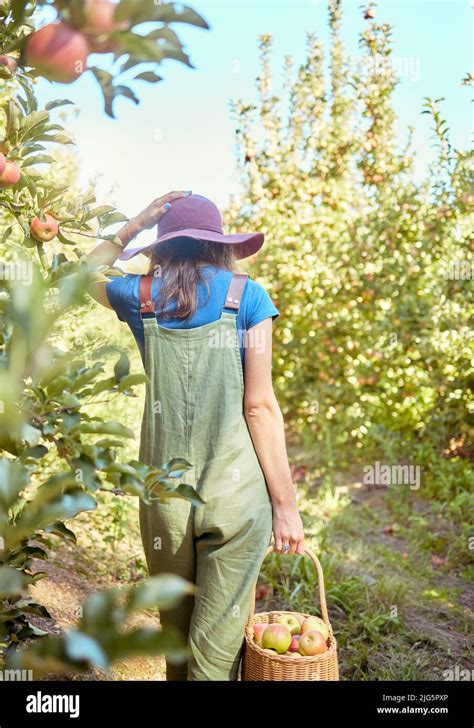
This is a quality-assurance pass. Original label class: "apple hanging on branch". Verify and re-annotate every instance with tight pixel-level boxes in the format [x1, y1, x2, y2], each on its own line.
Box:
[24, 22, 90, 84]
[6, 0, 210, 117]
[0, 55, 17, 76]
[0, 160, 21, 188]
[30, 214, 59, 243]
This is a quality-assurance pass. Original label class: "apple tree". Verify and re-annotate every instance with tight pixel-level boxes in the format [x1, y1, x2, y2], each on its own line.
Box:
[0, 0, 207, 674]
[227, 0, 473, 474]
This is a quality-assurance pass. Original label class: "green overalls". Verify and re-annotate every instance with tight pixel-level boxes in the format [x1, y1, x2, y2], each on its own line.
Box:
[137, 273, 273, 681]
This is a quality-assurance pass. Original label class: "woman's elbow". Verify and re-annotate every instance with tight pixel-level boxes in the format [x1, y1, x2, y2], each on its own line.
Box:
[243, 395, 279, 421]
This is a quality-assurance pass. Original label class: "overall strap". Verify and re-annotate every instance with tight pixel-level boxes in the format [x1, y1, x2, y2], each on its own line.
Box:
[224, 273, 248, 312]
[139, 275, 155, 317]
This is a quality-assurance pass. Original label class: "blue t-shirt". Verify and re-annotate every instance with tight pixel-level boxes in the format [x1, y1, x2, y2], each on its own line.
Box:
[105, 265, 279, 365]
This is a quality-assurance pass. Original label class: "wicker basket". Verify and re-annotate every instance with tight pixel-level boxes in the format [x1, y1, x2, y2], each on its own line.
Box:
[241, 545, 339, 681]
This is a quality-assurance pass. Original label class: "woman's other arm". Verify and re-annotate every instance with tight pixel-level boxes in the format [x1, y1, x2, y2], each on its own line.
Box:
[243, 318, 305, 555]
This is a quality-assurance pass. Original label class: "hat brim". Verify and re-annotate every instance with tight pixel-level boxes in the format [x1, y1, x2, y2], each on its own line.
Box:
[119, 228, 264, 261]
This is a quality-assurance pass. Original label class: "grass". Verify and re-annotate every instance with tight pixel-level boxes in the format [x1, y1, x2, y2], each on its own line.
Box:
[257, 452, 473, 681]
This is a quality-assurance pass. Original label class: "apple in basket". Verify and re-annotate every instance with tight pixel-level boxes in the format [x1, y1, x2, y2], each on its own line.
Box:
[253, 623, 267, 647]
[275, 614, 301, 635]
[301, 616, 329, 641]
[289, 635, 301, 652]
[261, 623, 292, 654]
[299, 630, 327, 656]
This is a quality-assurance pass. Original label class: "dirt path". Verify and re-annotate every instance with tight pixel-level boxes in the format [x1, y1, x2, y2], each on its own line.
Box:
[30, 546, 166, 681]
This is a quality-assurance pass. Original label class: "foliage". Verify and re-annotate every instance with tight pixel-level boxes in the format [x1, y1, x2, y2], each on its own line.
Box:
[228, 0, 473, 468]
[1, 0, 209, 116]
[2, 571, 193, 675]
[0, 0, 205, 672]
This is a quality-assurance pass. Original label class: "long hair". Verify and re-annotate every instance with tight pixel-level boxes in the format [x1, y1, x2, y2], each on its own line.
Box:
[147, 237, 238, 320]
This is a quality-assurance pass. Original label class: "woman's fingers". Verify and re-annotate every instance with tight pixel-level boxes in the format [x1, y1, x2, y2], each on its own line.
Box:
[159, 190, 192, 206]
[296, 540, 306, 555]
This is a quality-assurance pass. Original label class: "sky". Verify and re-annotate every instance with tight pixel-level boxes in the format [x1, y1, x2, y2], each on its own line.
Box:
[34, 0, 473, 249]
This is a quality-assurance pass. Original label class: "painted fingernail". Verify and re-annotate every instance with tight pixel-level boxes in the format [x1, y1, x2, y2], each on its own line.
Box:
[165, 203, 172, 209]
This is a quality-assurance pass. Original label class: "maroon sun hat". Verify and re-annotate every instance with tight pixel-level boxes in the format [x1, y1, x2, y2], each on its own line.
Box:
[119, 193, 264, 261]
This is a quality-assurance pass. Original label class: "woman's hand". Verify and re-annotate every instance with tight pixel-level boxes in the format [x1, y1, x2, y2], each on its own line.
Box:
[130, 190, 191, 234]
[272, 504, 305, 555]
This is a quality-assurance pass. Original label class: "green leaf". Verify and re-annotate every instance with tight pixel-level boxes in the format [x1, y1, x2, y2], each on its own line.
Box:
[83, 205, 116, 222]
[163, 458, 193, 478]
[109, 626, 187, 661]
[115, 0, 209, 30]
[21, 155, 55, 167]
[171, 482, 204, 506]
[0, 459, 28, 511]
[45, 521, 77, 544]
[45, 99, 75, 111]
[0, 567, 27, 598]
[7, 490, 97, 548]
[117, 373, 148, 391]
[134, 71, 163, 83]
[64, 631, 109, 669]
[89, 376, 116, 396]
[114, 352, 130, 383]
[57, 230, 78, 246]
[128, 574, 194, 611]
[89, 68, 139, 118]
[20, 444, 49, 461]
[17, 601, 52, 619]
[73, 421, 134, 438]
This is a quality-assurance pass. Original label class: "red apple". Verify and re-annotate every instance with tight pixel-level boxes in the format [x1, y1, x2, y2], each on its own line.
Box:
[0, 55, 17, 74]
[82, 0, 119, 34]
[289, 635, 301, 652]
[30, 214, 59, 242]
[261, 623, 292, 654]
[81, 0, 128, 53]
[0, 153, 6, 176]
[24, 23, 90, 84]
[0, 160, 21, 188]
[275, 614, 301, 635]
[299, 630, 327, 656]
[253, 623, 266, 647]
[301, 616, 329, 641]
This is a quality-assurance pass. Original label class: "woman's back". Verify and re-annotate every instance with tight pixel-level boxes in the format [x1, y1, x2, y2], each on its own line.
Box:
[106, 264, 279, 364]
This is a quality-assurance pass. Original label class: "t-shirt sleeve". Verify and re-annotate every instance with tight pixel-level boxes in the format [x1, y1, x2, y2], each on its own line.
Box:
[243, 278, 280, 330]
[105, 273, 139, 323]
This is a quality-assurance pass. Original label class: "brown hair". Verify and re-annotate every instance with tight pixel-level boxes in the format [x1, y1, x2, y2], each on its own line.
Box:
[147, 237, 238, 320]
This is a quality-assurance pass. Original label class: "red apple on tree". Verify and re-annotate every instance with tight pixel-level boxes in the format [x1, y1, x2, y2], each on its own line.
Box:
[24, 23, 90, 84]
[275, 614, 301, 635]
[0, 153, 6, 176]
[299, 630, 327, 656]
[0, 55, 17, 75]
[30, 214, 59, 242]
[81, 0, 129, 54]
[253, 623, 266, 647]
[261, 623, 292, 654]
[0, 160, 21, 188]
[82, 0, 119, 34]
[301, 615, 329, 641]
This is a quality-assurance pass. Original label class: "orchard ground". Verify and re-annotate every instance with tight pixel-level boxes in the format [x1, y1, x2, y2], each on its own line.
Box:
[30, 460, 473, 681]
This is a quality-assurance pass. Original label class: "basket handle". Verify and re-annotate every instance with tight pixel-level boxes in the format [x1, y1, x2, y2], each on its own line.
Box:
[247, 545, 330, 628]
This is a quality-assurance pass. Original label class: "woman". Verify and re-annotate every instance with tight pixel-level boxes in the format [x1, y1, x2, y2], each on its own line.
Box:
[88, 190, 305, 681]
